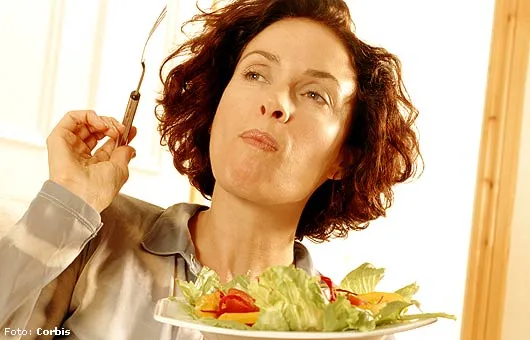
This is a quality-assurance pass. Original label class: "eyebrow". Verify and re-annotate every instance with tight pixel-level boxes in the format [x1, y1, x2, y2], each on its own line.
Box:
[303, 69, 339, 86]
[240, 50, 280, 64]
[240, 50, 340, 86]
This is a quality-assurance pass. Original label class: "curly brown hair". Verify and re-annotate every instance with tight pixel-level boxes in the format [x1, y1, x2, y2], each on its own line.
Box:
[156, 0, 422, 242]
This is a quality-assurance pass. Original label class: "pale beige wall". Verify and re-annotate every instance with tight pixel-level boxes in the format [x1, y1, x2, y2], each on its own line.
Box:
[501, 46, 530, 340]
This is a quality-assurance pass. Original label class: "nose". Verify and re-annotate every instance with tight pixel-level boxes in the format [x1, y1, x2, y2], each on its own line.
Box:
[261, 94, 292, 124]
[260, 105, 290, 123]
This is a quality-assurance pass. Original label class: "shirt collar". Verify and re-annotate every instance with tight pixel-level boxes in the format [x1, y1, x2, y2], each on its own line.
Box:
[140, 202, 318, 276]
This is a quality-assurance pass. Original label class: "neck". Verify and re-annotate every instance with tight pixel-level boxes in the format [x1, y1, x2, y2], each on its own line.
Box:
[190, 185, 306, 283]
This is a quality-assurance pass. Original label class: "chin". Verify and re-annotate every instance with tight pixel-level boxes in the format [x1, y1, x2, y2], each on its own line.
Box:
[217, 170, 309, 206]
[211, 150, 312, 205]
[220, 167, 271, 199]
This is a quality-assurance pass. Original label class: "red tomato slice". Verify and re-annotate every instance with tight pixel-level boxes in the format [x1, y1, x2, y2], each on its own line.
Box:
[347, 294, 366, 307]
[226, 288, 256, 303]
[320, 275, 336, 302]
[219, 295, 259, 313]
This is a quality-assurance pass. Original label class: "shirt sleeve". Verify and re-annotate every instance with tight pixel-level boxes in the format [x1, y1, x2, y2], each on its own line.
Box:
[0, 180, 102, 329]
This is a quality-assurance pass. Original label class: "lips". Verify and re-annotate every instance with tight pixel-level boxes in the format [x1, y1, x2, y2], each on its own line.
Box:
[239, 129, 279, 152]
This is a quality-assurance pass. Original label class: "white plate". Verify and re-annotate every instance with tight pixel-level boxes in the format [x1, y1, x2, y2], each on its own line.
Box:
[154, 298, 438, 340]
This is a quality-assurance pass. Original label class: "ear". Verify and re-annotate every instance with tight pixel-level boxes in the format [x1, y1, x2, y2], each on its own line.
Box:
[327, 148, 356, 180]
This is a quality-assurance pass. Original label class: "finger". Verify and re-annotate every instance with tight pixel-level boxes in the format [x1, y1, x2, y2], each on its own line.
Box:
[64, 114, 117, 144]
[91, 138, 116, 163]
[109, 145, 136, 180]
[48, 111, 110, 151]
[83, 121, 132, 156]
[84, 135, 98, 151]
[78, 126, 113, 152]
[55, 130, 92, 158]
[118, 125, 137, 147]
[100, 117, 120, 140]
[77, 125, 91, 141]
[109, 117, 126, 135]
[56, 110, 108, 133]
[52, 128, 88, 154]
[83, 129, 112, 152]
[127, 126, 138, 144]
[77, 122, 110, 141]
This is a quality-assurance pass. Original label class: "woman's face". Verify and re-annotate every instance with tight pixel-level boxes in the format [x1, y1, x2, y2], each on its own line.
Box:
[210, 18, 356, 205]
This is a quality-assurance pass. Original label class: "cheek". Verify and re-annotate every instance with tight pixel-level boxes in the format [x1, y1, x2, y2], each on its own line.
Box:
[209, 85, 253, 163]
[214, 82, 253, 125]
[211, 88, 240, 137]
[297, 119, 344, 161]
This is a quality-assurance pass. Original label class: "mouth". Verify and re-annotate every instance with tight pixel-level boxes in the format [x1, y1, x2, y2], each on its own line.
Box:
[239, 129, 279, 152]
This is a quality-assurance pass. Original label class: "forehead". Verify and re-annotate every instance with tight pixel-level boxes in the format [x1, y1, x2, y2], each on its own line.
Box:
[240, 18, 355, 82]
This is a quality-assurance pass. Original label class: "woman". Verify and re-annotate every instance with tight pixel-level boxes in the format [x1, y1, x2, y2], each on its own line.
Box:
[0, 0, 420, 339]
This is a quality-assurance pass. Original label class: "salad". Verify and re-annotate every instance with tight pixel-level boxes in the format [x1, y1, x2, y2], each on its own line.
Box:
[172, 263, 455, 332]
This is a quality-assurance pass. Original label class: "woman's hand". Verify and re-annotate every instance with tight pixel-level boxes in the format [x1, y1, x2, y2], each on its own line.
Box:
[47, 110, 137, 212]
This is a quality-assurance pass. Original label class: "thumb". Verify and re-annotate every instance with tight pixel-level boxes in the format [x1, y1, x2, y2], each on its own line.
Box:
[110, 146, 136, 175]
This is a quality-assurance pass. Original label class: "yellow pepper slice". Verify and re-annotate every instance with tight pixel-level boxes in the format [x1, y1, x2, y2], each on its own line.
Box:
[357, 292, 406, 314]
[218, 312, 260, 325]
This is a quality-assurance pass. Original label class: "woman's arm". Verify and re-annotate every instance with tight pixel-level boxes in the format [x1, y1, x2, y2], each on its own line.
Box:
[0, 181, 102, 329]
[0, 109, 135, 337]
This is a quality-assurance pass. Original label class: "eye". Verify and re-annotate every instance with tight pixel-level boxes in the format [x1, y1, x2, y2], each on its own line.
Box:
[303, 90, 328, 105]
[244, 71, 265, 82]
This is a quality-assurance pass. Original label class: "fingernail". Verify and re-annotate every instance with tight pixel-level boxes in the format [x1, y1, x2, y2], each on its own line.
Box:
[132, 151, 136, 159]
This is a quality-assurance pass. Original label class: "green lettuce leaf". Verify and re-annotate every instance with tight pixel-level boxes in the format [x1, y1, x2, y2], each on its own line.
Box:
[394, 283, 419, 302]
[352, 307, 378, 331]
[339, 263, 385, 294]
[247, 265, 326, 331]
[394, 282, 421, 310]
[322, 295, 375, 332]
[400, 313, 457, 321]
[175, 266, 220, 305]
[375, 300, 413, 326]
[375, 300, 457, 326]
[252, 304, 290, 331]
[221, 273, 251, 292]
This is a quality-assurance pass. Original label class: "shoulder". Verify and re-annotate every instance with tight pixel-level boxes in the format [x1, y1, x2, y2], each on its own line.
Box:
[99, 194, 206, 253]
[88, 194, 165, 250]
[100, 193, 165, 232]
